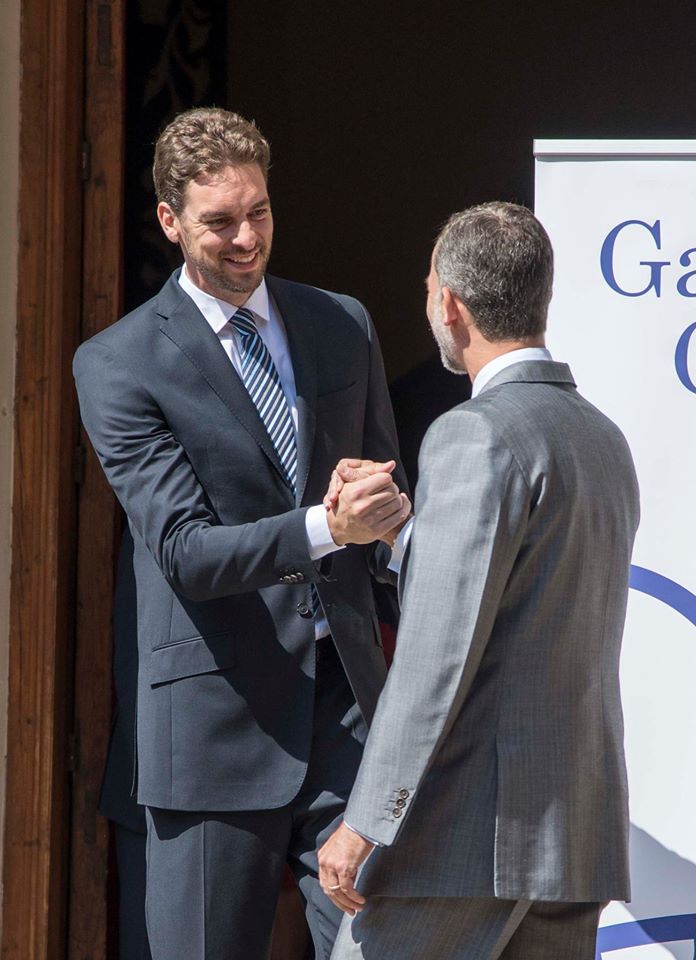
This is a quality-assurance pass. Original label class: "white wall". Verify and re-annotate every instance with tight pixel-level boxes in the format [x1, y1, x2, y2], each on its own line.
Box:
[0, 0, 20, 923]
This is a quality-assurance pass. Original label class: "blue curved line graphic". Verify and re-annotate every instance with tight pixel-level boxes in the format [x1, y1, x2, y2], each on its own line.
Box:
[630, 565, 696, 628]
[596, 914, 696, 958]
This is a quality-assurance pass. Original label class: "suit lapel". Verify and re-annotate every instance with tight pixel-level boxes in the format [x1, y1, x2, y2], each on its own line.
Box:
[267, 276, 318, 506]
[155, 272, 291, 491]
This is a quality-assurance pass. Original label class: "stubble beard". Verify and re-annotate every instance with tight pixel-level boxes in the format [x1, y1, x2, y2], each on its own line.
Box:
[180, 222, 271, 300]
[190, 247, 270, 299]
[430, 299, 466, 375]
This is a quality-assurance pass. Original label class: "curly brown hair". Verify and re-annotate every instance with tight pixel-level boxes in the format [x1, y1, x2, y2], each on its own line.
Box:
[153, 107, 271, 214]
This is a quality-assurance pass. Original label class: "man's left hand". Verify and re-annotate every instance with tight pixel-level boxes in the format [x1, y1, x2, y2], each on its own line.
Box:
[318, 821, 374, 915]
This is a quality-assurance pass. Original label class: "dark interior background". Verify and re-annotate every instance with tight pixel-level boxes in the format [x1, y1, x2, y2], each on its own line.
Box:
[125, 0, 696, 384]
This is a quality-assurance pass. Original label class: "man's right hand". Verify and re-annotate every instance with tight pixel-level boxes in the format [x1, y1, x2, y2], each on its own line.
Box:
[323, 458, 393, 510]
[326, 470, 409, 546]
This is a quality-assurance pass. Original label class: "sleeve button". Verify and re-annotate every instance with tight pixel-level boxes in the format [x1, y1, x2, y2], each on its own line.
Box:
[398, 789, 410, 799]
[392, 808, 402, 818]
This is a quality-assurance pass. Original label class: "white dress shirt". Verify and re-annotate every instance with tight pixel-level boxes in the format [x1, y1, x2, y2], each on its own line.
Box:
[178, 267, 343, 638]
[471, 346, 553, 398]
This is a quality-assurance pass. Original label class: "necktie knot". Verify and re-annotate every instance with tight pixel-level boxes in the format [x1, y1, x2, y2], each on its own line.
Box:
[230, 307, 258, 338]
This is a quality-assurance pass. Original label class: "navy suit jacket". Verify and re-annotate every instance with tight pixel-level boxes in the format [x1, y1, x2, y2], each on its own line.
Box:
[75, 271, 403, 813]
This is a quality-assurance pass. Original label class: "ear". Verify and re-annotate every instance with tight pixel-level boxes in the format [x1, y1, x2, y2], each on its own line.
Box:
[443, 287, 475, 332]
[441, 286, 466, 328]
[157, 202, 182, 244]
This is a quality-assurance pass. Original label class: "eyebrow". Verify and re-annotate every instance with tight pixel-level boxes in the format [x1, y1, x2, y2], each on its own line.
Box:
[199, 200, 271, 221]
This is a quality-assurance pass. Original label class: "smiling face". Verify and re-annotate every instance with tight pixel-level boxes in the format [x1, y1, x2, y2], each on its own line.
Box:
[157, 163, 273, 305]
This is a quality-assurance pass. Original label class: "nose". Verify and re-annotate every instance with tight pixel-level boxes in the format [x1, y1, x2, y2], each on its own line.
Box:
[233, 220, 257, 250]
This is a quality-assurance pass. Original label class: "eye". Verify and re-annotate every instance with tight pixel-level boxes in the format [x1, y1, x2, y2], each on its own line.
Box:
[249, 207, 270, 220]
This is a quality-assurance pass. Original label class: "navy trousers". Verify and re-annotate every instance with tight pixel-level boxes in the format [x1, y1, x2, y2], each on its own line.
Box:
[145, 638, 367, 960]
[114, 823, 152, 960]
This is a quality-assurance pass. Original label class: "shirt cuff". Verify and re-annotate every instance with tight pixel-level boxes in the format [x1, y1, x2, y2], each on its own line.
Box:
[387, 517, 414, 575]
[305, 504, 346, 561]
[344, 820, 381, 847]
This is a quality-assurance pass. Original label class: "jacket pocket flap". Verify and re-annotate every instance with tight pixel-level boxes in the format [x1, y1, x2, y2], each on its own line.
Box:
[149, 633, 236, 686]
[316, 380, 360, 405]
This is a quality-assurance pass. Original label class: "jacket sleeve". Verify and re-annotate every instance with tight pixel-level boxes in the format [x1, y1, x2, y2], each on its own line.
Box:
[73, 339, 319, 602]
[343, 407, 530, 844]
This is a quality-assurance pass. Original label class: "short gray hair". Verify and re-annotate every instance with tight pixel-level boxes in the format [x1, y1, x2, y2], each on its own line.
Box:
[433, 202, 553, 341]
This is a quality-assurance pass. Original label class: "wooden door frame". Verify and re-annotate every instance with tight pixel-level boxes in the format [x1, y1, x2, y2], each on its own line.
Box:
[68, 1, 125, 956]
[2, 1, 124, 957]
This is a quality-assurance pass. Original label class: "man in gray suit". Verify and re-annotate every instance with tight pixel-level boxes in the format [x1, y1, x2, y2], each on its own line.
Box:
[74, 107, 409, 960]
[318, 202, 640, 959]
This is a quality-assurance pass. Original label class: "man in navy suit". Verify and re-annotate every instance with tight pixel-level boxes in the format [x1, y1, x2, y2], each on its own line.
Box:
[75, 107, 409, 960]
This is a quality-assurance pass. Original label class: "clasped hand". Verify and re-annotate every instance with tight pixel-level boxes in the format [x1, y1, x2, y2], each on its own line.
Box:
[323, 459, 411, 547]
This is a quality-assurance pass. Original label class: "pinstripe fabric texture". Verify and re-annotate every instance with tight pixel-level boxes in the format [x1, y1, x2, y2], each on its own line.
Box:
[332, 896, 601, 960]
[344, 361, 640, 904]
[231, 307, 297, 491]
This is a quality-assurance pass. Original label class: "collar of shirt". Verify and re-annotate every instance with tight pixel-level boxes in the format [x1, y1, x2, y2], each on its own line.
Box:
[471, 346, 553, 398]
[178, 264, 272, 331]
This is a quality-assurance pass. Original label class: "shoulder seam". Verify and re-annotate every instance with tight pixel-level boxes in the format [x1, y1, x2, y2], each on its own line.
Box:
[429, 403, 532, 494]
[79, 338, 160, 407]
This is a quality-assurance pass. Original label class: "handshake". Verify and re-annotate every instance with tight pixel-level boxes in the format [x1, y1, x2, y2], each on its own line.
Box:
[322, 458, 412, 549]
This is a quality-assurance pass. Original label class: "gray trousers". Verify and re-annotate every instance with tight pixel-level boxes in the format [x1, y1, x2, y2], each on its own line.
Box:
[145, 638, 366, 960]
[331, 896, 602, 960]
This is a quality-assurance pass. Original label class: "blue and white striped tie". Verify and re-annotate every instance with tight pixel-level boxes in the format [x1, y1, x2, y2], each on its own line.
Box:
[232, 307, 320, 619]
[231, 307, 298, 493]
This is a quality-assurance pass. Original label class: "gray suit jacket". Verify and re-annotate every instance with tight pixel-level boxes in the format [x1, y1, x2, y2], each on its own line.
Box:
[345, 360, 640, 903]
[74, 271, 403, 813]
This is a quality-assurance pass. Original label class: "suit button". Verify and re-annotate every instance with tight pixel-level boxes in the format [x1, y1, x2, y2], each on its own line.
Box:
[392, 808, 402, 818]
[395, 798, 406, 808]
[297, 601, 312, 619]
[398, 789, 409, 799]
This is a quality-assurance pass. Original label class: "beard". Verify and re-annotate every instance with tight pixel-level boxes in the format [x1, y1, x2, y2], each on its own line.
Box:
[180, 226, 271, 300]
[189, 247, 269, 297]
[430, 297, 466, 375]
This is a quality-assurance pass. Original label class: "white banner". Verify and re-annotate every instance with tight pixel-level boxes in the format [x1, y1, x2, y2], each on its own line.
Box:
[535, 140, 696, 960]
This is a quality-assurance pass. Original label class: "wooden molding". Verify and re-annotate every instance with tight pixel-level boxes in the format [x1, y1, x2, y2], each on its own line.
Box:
[2, 0, 85, 957]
